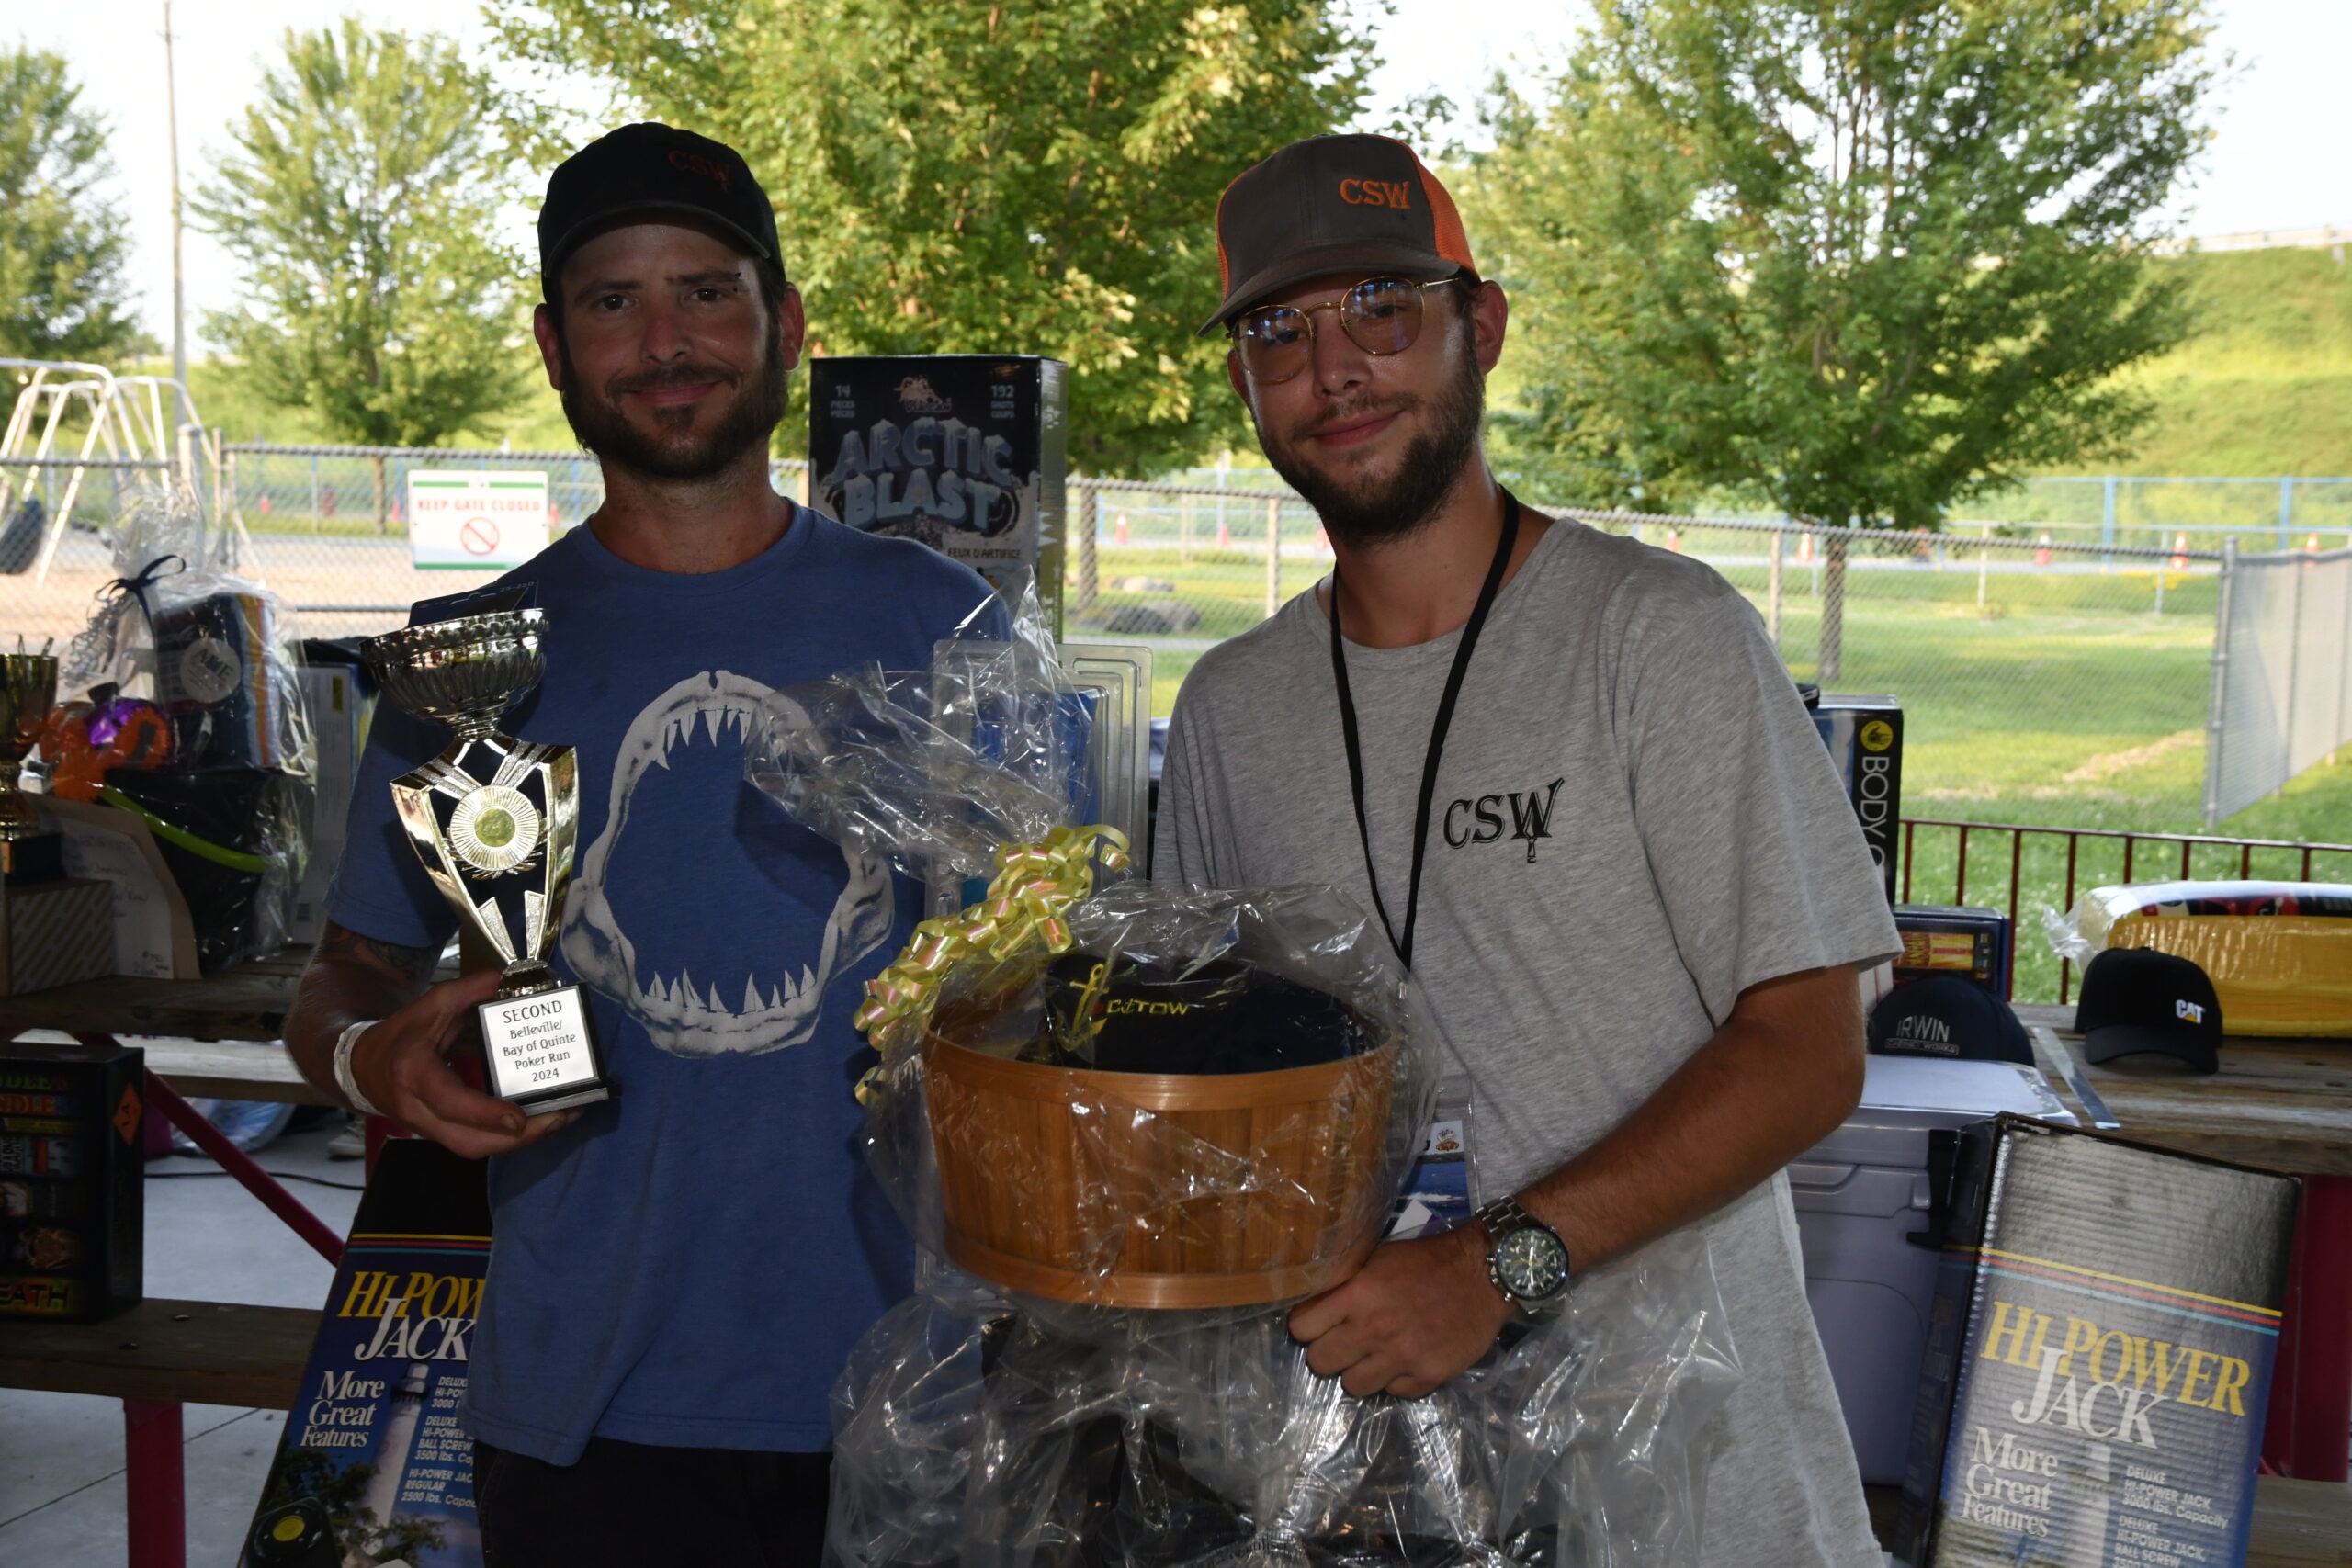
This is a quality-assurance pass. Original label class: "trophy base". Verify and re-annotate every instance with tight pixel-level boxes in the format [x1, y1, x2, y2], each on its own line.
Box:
[477, 983, 614, 1114]
[0, 832, 65, 886]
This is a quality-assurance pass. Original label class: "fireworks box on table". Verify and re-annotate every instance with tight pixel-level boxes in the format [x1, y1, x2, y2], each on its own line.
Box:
[240, 1138, 491, 1568]
[1814, 693, 1903, 902]
[0, 1038, 143, 1323]
[1898, 1115, 2297, 1568]
[810, 355, 1069, 634]
[1894, 905, 2013, 998]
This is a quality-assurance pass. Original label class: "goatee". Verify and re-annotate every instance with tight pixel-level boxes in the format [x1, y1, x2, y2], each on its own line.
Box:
[1254, 325, 1486, 548]
[559, 336, 787, 482]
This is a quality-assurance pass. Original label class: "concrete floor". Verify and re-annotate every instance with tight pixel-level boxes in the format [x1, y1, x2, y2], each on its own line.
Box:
[0, 1110, 365, 1566]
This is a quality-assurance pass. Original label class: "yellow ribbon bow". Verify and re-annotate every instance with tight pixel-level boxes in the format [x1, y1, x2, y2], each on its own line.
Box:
[854, 824, 1131, 1058]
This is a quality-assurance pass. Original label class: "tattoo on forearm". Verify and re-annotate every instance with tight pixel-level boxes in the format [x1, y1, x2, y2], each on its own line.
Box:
[315, 922, 438, 987]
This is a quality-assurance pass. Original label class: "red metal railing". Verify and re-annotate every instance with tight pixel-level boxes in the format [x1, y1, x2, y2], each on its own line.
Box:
[1899, 818, 2352, 1004]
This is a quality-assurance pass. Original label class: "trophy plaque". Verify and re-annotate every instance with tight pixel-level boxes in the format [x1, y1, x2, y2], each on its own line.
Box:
[0, 654, 65, 885]
[362, 611, 611, 1114]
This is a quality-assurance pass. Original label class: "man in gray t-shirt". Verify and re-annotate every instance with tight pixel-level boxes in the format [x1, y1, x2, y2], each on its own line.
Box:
[1159, 135, 1901, 1567]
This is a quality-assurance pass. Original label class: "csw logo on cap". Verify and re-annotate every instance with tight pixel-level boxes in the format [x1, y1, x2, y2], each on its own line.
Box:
[1199, 132, 1477, 335]
[1867, 976, 2034, 1066]
[537, 122, 783, 301]
[2074, 948, 2223, 1073]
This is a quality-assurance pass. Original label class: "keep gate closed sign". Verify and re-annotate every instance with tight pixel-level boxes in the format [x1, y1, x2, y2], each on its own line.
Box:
[407, 470, 552, 570]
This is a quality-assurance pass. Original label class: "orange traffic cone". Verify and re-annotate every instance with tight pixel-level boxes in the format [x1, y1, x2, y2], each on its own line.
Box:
[2170, 532, 2188, 571]
[2035, 531, 2052, 568]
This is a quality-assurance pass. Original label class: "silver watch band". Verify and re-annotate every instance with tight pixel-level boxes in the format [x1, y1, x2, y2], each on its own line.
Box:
[334, 1020, 385, 1118]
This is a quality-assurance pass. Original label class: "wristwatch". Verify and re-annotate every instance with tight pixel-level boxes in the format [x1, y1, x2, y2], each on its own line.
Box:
[1474, 1195, 1571, 1307]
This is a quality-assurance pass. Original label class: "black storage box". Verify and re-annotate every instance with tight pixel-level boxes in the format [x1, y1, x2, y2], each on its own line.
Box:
[0, 1039, 143, 1322]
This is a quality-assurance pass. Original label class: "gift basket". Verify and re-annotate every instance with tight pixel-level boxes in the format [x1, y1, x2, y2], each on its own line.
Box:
[747, 590, 1740, 1567]
[50, 484, 312, 969]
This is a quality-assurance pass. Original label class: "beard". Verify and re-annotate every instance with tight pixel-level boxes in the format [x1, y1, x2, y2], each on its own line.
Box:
[1252, 318, 1486, 547]
[558, 333, 787, 482]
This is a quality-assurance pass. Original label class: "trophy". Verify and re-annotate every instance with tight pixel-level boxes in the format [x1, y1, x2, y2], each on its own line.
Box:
[361, 610, 611, 1114]
[0, 654, 64, 885]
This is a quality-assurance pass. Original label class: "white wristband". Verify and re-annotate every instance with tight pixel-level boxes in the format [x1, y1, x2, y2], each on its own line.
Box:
[334, 1020, 385, 1118]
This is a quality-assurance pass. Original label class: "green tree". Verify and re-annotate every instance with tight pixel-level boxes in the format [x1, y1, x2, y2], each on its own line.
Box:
[491, 0, 1373, 475]
[0, 46, 149, 363]
[1464, 0, 2214, 677]
[195, 21, 531, 452]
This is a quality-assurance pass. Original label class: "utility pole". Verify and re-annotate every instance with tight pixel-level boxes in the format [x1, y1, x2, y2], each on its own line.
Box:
[164, 0, 187, 422]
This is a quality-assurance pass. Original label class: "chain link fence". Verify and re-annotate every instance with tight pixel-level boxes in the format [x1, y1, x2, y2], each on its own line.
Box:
[2207, 541, 2352, 825]
[5, 441, 2325, 838]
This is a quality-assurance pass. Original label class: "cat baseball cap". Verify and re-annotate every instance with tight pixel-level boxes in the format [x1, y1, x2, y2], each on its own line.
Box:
[1199, 133, 1478, 334]
[538, 123, 782, 301]
[2075, 948, 2223, 1072]
[1867, 976, 2035, 1066]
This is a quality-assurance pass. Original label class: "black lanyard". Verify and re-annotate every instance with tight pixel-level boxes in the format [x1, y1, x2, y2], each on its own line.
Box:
[1328, 492, 1521, 968]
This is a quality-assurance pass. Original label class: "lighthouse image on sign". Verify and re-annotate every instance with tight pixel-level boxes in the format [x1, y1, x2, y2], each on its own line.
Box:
[360, 1359, 433, 1534]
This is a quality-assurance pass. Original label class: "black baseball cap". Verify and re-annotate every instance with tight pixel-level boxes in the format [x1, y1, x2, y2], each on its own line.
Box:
[1199, 133, 1478, 335]
[2075, 949, 2222, 1072]
[1867, 976, 2034, 1066]
[537, 123, 782, 302]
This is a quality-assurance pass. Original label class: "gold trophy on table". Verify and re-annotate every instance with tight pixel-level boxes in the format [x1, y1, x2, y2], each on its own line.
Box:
[362, 609, 612, 1113]
[0, 653, 64, 884]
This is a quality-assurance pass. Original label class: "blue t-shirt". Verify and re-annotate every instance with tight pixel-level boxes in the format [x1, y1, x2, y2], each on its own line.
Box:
[327, 509, 995, 1462]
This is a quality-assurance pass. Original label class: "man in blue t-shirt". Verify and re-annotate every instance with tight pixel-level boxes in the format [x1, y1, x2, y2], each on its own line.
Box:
[284, 124, 993, 1567]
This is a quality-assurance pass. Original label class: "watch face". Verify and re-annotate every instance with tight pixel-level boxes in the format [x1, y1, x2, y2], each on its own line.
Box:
[1494, 1224, 1570, 1301]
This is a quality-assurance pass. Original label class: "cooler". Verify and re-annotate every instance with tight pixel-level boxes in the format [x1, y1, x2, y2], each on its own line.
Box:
[1788, 1055, 2075, 1483]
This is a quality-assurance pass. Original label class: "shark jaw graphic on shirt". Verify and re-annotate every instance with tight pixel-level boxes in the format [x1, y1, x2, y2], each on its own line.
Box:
[559, 671, 896, 1057]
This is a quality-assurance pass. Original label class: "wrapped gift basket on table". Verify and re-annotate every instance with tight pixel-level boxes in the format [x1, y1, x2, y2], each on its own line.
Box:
[744, 585, 1743, 1568]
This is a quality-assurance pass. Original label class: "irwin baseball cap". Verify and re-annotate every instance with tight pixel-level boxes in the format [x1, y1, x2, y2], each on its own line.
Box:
[1867, 976, 2034, 1066]
[1199, 133, 1477, 335]
[537, 123, 782, 301]
[2075, 948, 2222, 1072]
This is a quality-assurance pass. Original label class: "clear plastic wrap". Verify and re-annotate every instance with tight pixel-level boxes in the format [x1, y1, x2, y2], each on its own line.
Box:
[747, 589, 1740, 1567]
[2044, 879, 2352, 1037]
[51, 483, 312, 969]
[829, 1231, 1740, 1568]
[61, 482, 311, 775]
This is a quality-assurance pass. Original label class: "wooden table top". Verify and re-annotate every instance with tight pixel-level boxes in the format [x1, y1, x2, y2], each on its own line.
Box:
[0, 944, 474, 1107]
[2015, 1002, 2352, 1176]
[0, 1297, 320, 1409]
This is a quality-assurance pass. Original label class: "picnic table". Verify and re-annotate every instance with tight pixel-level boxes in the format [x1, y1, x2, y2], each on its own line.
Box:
[0, 948, 356, 1568]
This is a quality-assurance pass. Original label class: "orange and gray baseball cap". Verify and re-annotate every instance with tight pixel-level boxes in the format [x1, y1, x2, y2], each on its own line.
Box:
[1199, 133, 1478, 336]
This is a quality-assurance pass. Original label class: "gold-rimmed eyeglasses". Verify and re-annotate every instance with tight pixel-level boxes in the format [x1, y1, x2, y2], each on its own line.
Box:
[1232, 276, 1443, 385]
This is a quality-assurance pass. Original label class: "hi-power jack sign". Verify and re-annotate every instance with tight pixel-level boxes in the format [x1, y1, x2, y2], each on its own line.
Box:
[407, 470, 551, 570]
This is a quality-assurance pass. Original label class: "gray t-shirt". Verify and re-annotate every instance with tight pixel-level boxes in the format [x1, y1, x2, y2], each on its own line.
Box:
[1158, 517, 1902, 1568]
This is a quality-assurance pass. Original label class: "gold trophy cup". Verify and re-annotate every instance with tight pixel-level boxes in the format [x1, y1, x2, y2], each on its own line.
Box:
[0, 654, 64, 884]
[362, 610, 611, 1113]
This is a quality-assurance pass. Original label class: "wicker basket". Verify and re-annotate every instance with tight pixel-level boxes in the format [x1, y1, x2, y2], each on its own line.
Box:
[922, 1027, 1397, 1309]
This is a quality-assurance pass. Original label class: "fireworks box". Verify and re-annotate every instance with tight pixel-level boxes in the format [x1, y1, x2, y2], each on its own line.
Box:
[241, 1138, 492, 1567]
[1814, 694, 1903, 902]
[1898, 1116, 2297, 1568]
[810, 355, 1069, 634]
[0, 1038, 143, 1322]
[1894, 905, 2013, 998]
